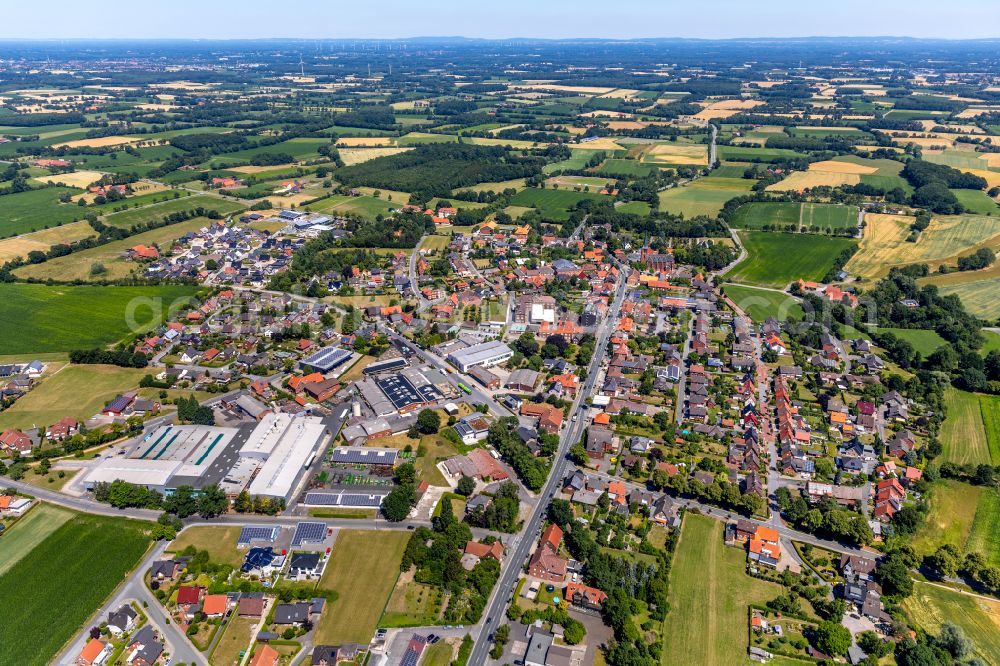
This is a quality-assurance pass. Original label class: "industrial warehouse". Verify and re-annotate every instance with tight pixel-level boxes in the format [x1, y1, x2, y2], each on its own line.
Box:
[445, 339, 514, 373]
[82, 412, 330, 503]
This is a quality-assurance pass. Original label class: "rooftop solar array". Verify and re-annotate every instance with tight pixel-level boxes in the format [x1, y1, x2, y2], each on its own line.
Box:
[363, 357, 408, 375]
[291, 521, 328, 547]
[303, 491, 388, 507]
[237, 525, 280, 545]
[375, 374, 425, 410]
[329, 447, 398, 466]
[300, 346, 353, 372]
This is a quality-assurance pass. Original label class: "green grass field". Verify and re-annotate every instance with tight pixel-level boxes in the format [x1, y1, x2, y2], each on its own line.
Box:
[726, 231, 857, 288]
[508, 187, 605, 220]
[0, 187, 88, 237]
[166, 526, 244, 568]
[910, 480, 985, 558]
[594, 158, 659, 178]
[800, 203, 858, 231]
[543, 149, 608, 173]
[102, 194, 245, 229]
[313, 530, 410, 645]
[722, 284, 804, 322]
[903, 582, 1000, 666]
[953, 189, 1000, 215]
[878, 327, 947, 356]
[664, 514, 782, 666]
[0, 283, 198, 354]
[967, 490, 1000, 567]
[0, 503, 75, 576]
[209, 137, 332, 167]
[729, 202, 802, 229]
[308, 194, 399, 219]
[658, 177, 755, 218]
[940, 388, 993, 466]
[0, 511, 151, 666]
[14, 217, 217, 282]
[0, 364, 150, 431]
[717, 145, 807, 162]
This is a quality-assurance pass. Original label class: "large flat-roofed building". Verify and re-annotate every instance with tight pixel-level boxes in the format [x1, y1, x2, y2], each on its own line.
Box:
[299, 346, 353, 374]
[83, 423, 243, 493]
[244, 413, 329, 503]
[446, 340, 514, 373]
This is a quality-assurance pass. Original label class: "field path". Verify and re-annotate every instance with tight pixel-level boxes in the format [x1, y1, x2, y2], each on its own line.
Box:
[705, 526, 719, 666]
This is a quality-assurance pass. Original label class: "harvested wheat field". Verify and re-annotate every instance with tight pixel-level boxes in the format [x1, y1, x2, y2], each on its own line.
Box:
[229, 164, 297, 174]
[892, 136, 955, 149]
[574, 137, 628, 151]
[634, 143, 709, 165]
[808, 160, 879, 175]
[31, 170, 104, 189]
[339, 147, 412, 166]
[52, 136, 143, 149]
[0, 222, 97, 264]
[335, 136, 395, 147]
[767, 170, 860, 191]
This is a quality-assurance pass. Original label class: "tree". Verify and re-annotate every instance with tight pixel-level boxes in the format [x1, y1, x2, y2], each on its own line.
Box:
[395, 461, 417, 486]
[813, 620, 852, 657]
[163, 485, 198, 518]
[877, 556, 914, 598]
[196, 484, 229, 518]
[382, 484, 416, 521]
[416, 409, 441, 435]
[936, 622, 973, 660]
[925, 544, 961, 579]
[456, 475, 476, 496]
[547, 499, 574, 528]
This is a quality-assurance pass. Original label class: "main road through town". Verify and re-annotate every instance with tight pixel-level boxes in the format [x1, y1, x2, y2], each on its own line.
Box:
[468, 262, 631, 665]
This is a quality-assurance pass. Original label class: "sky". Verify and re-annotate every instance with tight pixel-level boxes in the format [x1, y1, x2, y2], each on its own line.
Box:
[0, 0, 997, 40]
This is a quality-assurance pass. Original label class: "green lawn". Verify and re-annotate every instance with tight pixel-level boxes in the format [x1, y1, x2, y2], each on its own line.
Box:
[0, 503, 75, 576]
[210, 614, 258, 666]
[313, 530, 410, 645]
[902, 582, 1000, 666]
[725, 231, 857, 288]
[166, 526, 245, 568]
[0, 512, 151, 666]
[663, 514, 783, 666]
[722, 284, 804, 322]
[0, 283, 198, 354]
[877, 327, 947, 356]
[940, 388, 993, 466]
[0, 364, 150, 431]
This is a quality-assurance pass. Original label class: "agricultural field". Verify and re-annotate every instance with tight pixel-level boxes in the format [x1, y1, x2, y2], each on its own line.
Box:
[717, 145, 807, 162]
[658, 177, 755, 218]
[910, 480, 985, 557]
[0, 221, 96, 264]
[723, 284, 804, 322]
[767, 170, 860, 191]
[729, 201, 857, 232]
[308, 194, 398, 219]
[0, 283, 197, 355]
[0, 511, 152, 666]
[542, 148, 606, 173]
[726, 231, 857, 288]
[508, 187, 606, 220]
[631, 142, 709, 166]
[14, 217, 217, 281]
[593, 158, 659, 178]
[847, 213, 1000, 278]
[313, 530, 410, 645]
[101, 194, 245, 229]
[0, 187, 90, 237]
[903, 582, 1000, 666]
[209, 137, 333, 167]
[940, 388, 994, 466]
[922, 268, 1000, 320]
[967, 489, 1000, 567]
[0, 503, 75, 576]
[0, 364, 150, 431]
[953, 188, 1000, 214]
[664, 514, 783, 666]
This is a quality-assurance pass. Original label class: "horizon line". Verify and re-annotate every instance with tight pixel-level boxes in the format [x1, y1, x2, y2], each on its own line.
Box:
[1, 35, 999, 43]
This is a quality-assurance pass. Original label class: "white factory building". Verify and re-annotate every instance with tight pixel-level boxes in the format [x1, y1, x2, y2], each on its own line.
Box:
[446, 340, 514, 373]
[243, 412, 330, 503]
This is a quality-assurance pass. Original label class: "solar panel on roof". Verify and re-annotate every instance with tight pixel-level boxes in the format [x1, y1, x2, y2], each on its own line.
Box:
[304, 491, 388, 507]
[237, 525, 280, 545]
[291, 521, 327, 547]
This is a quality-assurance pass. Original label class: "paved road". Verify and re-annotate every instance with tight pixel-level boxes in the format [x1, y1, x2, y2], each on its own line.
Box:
[673, 315, 694, 425]
[708, 123, 718, 166]
[470, 263, 630, 666]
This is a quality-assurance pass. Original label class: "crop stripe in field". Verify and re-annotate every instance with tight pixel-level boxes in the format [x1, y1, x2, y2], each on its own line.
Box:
[979, 394, 1000, 465]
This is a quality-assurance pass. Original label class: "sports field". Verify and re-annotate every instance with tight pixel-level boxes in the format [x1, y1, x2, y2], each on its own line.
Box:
[313, 530, 410, 644]
[903, 582, 1000, 666]
[0, 511, 151, 666]
[0, 283, 198, 354]
[726, 231, 858, 288]
[658, 177, 755, 218]
[940, 388, 998, 466]
[664, 514, 782, 666]
[0, 503, 75, 576]
[0, 364, 149, 431]
[723, 284, 804, 322]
